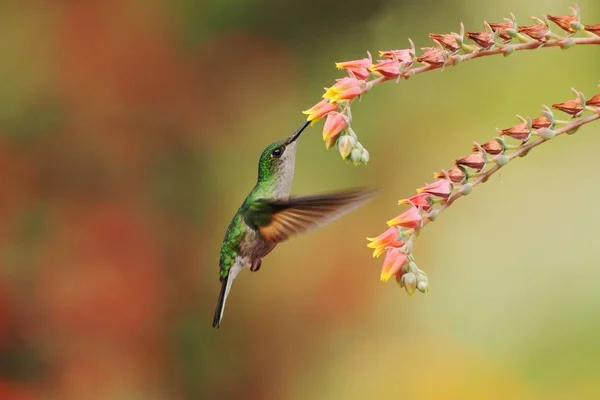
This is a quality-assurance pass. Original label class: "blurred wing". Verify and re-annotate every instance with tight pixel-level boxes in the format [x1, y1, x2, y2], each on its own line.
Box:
[244, 188, 377, 243]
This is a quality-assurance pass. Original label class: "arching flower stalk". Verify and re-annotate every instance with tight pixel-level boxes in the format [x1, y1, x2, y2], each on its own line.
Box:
[302, 5, 600, 165]
[367, 86, 600, 294]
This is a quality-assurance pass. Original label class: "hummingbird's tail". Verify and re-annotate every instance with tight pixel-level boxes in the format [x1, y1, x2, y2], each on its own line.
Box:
[212, 276, 229, 329]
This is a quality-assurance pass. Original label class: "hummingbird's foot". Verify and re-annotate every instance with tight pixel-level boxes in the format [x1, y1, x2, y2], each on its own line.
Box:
[250, 258, 262, 272]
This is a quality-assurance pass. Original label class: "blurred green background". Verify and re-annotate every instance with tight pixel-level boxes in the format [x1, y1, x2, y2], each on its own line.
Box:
[1, 1, 600, 399]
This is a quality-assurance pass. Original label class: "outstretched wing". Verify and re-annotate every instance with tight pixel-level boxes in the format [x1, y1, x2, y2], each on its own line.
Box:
[243, 188, 377, 243]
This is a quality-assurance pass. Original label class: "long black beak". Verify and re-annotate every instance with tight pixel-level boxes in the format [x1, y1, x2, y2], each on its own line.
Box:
[286, 120, 310, 145]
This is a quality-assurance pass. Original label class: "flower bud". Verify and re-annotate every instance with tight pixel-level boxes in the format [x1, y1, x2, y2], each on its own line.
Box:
[337, 134, 355, 159]
[428, 210, 439, 221]
[417, 280, 429, 294]
[454, 152, 486, 172]
[559, 38, 575, 50]
[586, 94, 600, 107]
[350, 148, 362, 166]
[416, 47, 447, 66]
[402, 272, 417, 296]
[477, 139, 504, 155]
[459, 183, 472, 195]
[493, 154, 510, 166]
[585, 24, 600, 36]
[538, 128, 555, 140]
[360, 148, 370, 164]
[498, 122, 530, 141]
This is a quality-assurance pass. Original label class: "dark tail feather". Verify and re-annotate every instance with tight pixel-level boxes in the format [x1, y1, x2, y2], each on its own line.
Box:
[212, 276, 228, 329]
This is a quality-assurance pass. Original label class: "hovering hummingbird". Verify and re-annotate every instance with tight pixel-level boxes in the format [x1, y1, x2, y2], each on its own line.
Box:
[212, 121, 376, 328]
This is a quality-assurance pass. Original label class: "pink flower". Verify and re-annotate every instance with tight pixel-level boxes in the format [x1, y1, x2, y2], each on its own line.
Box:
[378, 49, 414, 64]
[434, 167, 466, 183]
[380, 248, 409, 282]
[335, 58, 371, 80]
[398, 193, 433, 211]
[367, 227, 404, 258]
[386, 206, 423, 229]
[302, 99, 338, 123]
[322, 112, 348, 149]
[323, 77, 363, 103]
[417, 179, 453, 199]
[369, 60, 401, 78]
[454, 152, 486, 172]
[552, 98, 584, 117]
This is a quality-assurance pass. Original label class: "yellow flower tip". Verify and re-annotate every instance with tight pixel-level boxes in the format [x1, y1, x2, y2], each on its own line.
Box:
[398, 199, 409, 205]
[335, 62, 343, 69]
[373, 248, 386, 258]
[416, 188, 425, 194]
[380, 273, 392, 282]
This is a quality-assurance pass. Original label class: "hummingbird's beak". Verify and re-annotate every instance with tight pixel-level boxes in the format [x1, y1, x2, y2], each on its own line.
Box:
[286, 120, 310, 145]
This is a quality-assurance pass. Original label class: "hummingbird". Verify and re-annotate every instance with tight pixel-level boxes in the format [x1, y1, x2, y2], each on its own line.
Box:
[212, 121, 376, 328]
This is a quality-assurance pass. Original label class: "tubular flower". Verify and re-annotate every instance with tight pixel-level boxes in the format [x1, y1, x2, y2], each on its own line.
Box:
[532, 115, 552, 129]
[487, 21, 514, 40]
[585, 24, 600, 35]
[417, 179, 453, 199]
[416, 47, 447, 66]
[399, 193, 433, 210]
[380, 248, 409, 282]
[547, 14, 579, 33]
[387, 206, 423, 229]
[434, 167, 466, 183]
[518, 24, 551, 42]
[335, 58, 372, 80]
[302, 99, 338, 123]
[498, 122, 530, 141]
[367, 227, 404, 258]
[466, 31, 495, 49]
[477, 140, 504, 155]
[587, 94, 600, 107]
[429, 33, 460, 51]
[369, 60, 401, 78]
[322, 112, 348, 149]
[455, 152, 486, 172]
[552, 98, 584, 117]
[323, 77, 363, 103]
[378, 49, 414, 64]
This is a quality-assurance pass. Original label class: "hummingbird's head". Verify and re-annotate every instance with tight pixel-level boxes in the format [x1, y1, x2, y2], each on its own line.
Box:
[256, 121, 309, 196]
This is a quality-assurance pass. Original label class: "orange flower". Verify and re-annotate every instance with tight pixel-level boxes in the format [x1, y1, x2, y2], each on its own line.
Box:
[552, 98, 583, 117]
[466, 31, 495, 49]
[499, 122, 530, 141]
[476, 140, 503, 155]
[335, 58, 372, 80]
[369, 59, 401, 78]
[417, 47, 447, 66]
[518, 24, 550, 42]
[367, 227, 404, 258]
[399, 193, 433, 210]
[429, 33, 460, 51]
[417, 179, 453, 199]
[380, 248, 408, 282]
[434, 167, 466, 184]
[547, 14, 579, 33]
[586, 94, 600, 107]
[585, 24, 600, 36]
[532, 115, 552, 129]
[323, 77, 363, 103]
[322, 112, 347, 149]
[302, 99, 338, 123]
[455, 152, 486, 172]
[487, 21, 514, 41]
[387, 206, 423, 229]
[379, 49, 414, 64]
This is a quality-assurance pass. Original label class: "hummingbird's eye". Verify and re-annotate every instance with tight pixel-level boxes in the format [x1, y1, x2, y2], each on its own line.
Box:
[271, 147, 284, 158]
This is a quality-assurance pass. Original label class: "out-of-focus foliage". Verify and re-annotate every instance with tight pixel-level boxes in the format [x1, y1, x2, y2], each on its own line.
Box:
[1, 1, 600, 399]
